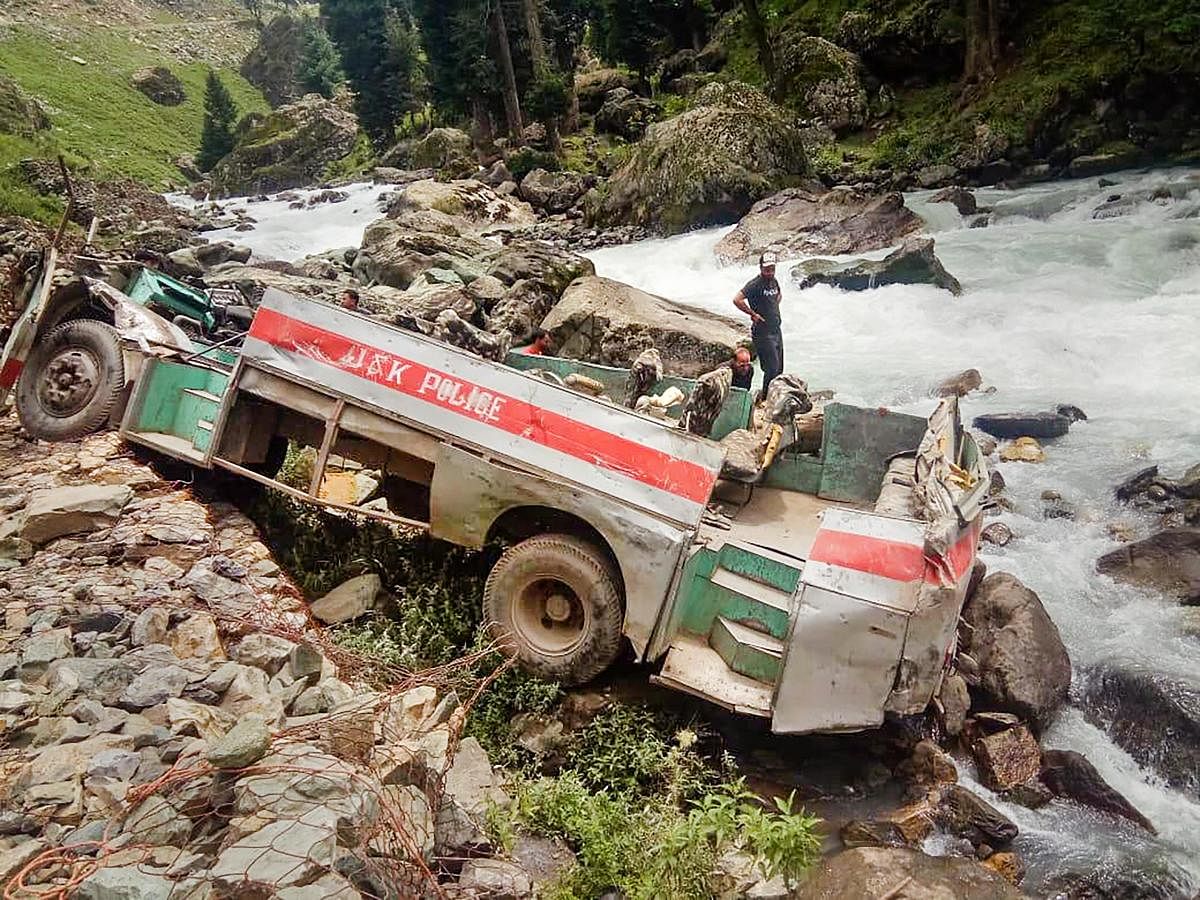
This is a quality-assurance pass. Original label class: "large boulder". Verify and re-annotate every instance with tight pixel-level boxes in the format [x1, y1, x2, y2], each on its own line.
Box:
[1, 485, 133, 546]
[205, 265, 349, 306]
[961, 573, 1071, 730]
[1096, 528, 1200, 603]
[575, 68, 638, 114]
[519, 169, 592, 214]
[410, 127, 473, 173]
[0, 73, 50, 136]
[793, 237, 963, 295]
[240, 14, 306, 106]
[131, 66, 186, 106]
[775, 34, 870, 134]
[794, 848, 1021, 900]
[354, 217, 493, 290]
[209, 94, 359, 196]
[592, 82, 809, 235]
[542, 276, 745, 378]
[1039, 749, 1156, 833]
[715, 187, 922, 263]
[1080, 665, 1200, 799]
[386, 180, 537, 234]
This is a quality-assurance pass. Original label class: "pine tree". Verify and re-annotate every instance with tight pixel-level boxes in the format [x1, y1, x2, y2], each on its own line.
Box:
[197, 71, 238, 172]
[299, 19, 345, 98]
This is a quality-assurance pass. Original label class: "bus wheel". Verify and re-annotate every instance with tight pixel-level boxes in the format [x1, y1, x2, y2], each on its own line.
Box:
[483, 533, 623, 685]
[16, 319, 125, 442]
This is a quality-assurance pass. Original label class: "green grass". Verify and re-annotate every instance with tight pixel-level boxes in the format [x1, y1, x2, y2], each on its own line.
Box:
[0, 26, 268, 221]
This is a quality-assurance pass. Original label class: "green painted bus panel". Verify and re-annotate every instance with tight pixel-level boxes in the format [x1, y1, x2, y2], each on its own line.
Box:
[667, 546, 720, 640]
[192, 423, 214, 453]
[504, 352, 753, 441]
[130, 360, 227, 439]
[817, 404, 927, 504]
[762, 453, 824, 494]
[700, 584, 790, 639]
[710, 618, 782, 684]
[717, 544, 802, 594]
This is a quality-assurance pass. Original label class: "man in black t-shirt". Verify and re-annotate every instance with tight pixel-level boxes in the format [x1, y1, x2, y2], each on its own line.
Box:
[733, 251, 784, 399]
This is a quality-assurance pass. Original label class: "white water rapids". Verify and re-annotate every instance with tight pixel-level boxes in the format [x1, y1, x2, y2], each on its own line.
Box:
[181, 168, 1200, 893]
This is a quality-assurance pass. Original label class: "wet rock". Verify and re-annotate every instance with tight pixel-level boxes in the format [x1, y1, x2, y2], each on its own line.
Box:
[961, 573, 1071, 729]
[981, 523, 1013, 547]
[309, 573, 382, 624]
[1055, 404, 1088, 423]
[1080, 665, 1200, 800]
[2, 485, 132, 546]
[459, 859, 533, 898]
[972, 412, 1071, 440]
[794, 847, 1022, 899]
[716, 186, 920, 264]
[981, 851, 1023, 886]
[938, 673, 971, 737]
[937, 784, 1019, 847]
[1003, 777, 1054, 809]
[971, 724, 1041, 791]
[593, 82, 809, 235]
[131, 66, 186, 106]
[1095, 528, 1200, 603]
[794, 236, 962, 295]
[930, 186, 979, 216]
[998, 437, 1046, 463]
[207, 717, 271, 769]
[1040, 749, 1156, 833]
[1046, 863, 1193, 900]
[543, 276, 745, 379]
[934, 368, 983, 398]
[1114, 465, 1159, 501]
[840, 819, 913, 848]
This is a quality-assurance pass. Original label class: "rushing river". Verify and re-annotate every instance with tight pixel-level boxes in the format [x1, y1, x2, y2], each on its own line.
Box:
[182, 168, 1200, 893]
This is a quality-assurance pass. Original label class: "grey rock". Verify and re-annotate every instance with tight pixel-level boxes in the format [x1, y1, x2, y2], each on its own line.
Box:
[1096, 528, 1200, 603]
[210, 816, 337, 890]
[11, 485, 132, 545]
[275, 872, 361, 900]
[118, 664, 189, 710]
[130, 607, 169, 647]
[917, 164, 960, 188]
[207, 717, 271, 769]
[231, 633, 296, 674]
[0, 841, 49, 891]
[76, 864, 174, 900]
[289, 642, 324, 681]
[309, 573, 381, 624]
[88, 748, 141, 781]
[437, 736, 508, 852]
[122, 794, 193, 846]
[794, 236, 962, 296]
[1040, 748, 1156, 833]
[961, 573, 1071, 729]
[930, 186, 979, 216]
[459, 859, 533, 898]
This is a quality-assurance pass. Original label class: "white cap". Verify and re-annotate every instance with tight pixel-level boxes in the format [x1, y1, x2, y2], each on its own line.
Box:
[759, 251, 778, 267]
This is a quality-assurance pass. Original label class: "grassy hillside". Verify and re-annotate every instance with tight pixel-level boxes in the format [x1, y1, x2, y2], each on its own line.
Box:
[0, 0, 268, 224]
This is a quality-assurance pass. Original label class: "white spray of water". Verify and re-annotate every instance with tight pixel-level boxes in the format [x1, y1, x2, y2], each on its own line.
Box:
[588, 167, 1200, 891]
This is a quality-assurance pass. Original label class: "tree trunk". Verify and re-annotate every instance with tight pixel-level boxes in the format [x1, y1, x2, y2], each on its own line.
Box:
[490, 0, 524, 139]
[964, 0, 1002, 81]
[740, 0, 775, 86]
[521, 0, 547, 71]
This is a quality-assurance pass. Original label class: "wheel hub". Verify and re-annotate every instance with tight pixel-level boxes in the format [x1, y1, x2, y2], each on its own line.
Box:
[513, 577, 587, 656]
[38, 349, 100, 418]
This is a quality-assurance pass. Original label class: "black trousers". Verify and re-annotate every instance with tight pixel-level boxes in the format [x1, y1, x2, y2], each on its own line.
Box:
[752, 326, 785, 399]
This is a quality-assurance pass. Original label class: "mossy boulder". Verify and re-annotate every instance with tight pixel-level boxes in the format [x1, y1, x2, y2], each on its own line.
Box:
[209, 94, 359, 197]
[411, 128, 473, 172]
[240, 14, 306, 107]
[0, 74, 50, 137]
[775, 35, 869, 135]
[575, 68, 638, 114]
[592, 81, 809, 235]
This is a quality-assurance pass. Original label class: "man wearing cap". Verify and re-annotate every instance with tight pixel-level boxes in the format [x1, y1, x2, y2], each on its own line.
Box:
[733, 252, 784, 399]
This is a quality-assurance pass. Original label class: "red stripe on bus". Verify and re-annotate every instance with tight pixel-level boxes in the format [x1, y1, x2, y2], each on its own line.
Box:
[248, 307, 719, 505]
[0, 358, 22, 389]
[811, 522, 979, 585]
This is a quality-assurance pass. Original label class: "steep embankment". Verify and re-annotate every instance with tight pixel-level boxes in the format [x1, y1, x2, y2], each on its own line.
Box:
[0, 0, 267, 221]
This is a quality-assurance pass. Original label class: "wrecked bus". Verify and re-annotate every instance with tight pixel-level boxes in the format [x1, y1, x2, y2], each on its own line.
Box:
[2, 269, 989, 735]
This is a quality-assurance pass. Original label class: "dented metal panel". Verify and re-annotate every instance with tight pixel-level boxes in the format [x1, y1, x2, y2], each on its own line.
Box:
[430, 443, 690, 657]
[241, 289, 725, 528]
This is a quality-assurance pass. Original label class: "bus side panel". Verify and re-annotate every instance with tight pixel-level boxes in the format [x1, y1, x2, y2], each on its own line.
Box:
[430, 443, 690, 659]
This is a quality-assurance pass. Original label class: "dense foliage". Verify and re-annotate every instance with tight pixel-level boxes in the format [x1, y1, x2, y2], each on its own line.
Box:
[197, 71, 239, 171]
[298, 18, 345, 99]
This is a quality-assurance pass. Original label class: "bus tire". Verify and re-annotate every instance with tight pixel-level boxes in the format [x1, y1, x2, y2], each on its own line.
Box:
[15, 319, 125, 442]
[483, 533, 623, 686]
